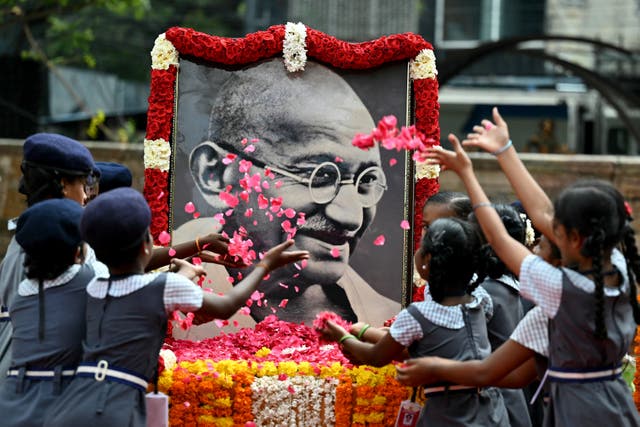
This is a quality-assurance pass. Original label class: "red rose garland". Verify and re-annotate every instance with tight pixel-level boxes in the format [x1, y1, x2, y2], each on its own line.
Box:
[145, 25, 440, 302]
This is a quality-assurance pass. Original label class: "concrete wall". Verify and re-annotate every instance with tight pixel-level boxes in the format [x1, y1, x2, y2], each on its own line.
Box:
[1, 139, 640, 259]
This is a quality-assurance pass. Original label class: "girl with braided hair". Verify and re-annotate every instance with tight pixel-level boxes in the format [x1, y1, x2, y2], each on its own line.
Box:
[470, 203, 532, 427]
[424, 107, 640, 426]
[319, 217, 509, 426]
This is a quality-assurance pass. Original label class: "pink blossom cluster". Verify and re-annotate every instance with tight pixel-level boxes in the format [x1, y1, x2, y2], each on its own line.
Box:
[352, 114, 436, 162]
[164, 315, 353, 366]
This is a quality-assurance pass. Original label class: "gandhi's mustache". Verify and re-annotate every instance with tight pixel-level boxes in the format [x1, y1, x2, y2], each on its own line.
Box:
[296, 217, 359, 245]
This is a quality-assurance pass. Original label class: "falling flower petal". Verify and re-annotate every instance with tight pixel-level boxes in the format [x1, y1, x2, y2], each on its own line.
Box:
[279, 299, 289, 308]
[244, 144, 256, 153]
[250, 138, 259, 143]
[193, 212, 200, 219]
[257, 194, 269, 210]
[400, 220, 411, 230]
[168, 248, 176, 256]
[330, 247, 340, 258]
[244, 208, 253, 217]
[283, 208, 296, 218]
[239, 306, 251, 315]
[334, 156, 344, 163]
[157, 191, 164, 200]
[389, 158, 398, 166]
[158, 231, 171, 245]
[192, 257, 202, 265]
[222, 153, 237, 165]
[250, 290, 262, 301]
[373, 235, 386, 246]
[240, 137, 248, 145]
[294, 286, 299, 293]
[278, 282, 288, 289]
[275, 180, 283, 189]
[301, 259, 308, 269]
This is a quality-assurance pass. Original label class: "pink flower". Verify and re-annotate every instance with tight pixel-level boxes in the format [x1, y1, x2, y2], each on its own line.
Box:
[184, 202, 196, 214]
[313, 311, 351, 330]
[352, 132, 375, 150]
[158, 231, 171, 245]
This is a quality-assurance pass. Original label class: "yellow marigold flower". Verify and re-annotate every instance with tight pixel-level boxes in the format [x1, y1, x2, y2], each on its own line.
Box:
[255, 347, 271, 358]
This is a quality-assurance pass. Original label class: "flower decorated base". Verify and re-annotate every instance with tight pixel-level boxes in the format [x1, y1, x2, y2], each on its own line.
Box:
[157, 316, 415, 426]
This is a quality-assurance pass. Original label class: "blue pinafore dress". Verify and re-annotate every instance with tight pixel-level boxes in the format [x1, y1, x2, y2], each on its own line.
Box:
[482, 275, 531, 427]
[544, 271, 640, 427]
[44, 274, 168, 427]
[406, 302, 509, 426]
[0, 263, 93, 427]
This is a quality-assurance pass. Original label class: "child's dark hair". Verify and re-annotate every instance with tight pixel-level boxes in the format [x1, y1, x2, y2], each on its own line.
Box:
[469, 203, 526, 282]
[424, 191, 472, 220]
[19, 162, 88, 207]
[23, 251, 78, 281]
[421, 217, 480, 303]
[94, 230, 151, 268]
[553, 181, 637, 339]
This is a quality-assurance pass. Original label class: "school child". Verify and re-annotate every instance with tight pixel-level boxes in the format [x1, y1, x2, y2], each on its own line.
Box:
[425, 111, 640, 426]
[0, 198, 105, 427]
[396, 235, 565, 426]
[470, 203, 532, 427]
[320, 217, 509, 426]
[420, 191, 472, 239]
[0, 133, 98, 389]
[44, 188, 308, 427]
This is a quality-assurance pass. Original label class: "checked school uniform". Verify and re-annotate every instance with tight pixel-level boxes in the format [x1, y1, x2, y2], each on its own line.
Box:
[390, 286, 509, 426]
[520, 250, 640, 427]
[510, 306, 552, 427]
[482, 275, 531, 427]
[44, 271, 203, 427]
[0, 260, 99, 427]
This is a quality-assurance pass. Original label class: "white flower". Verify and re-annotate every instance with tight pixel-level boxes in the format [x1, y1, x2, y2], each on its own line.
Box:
[144, 138, 171, 171]
[415, 161, 440, 179]
[520, 213, 536, 246]
[151, 33, 179, 70]
[283, 22, 307, 73]
[159, 349, 177, 371]
[410, 49, 438, 80]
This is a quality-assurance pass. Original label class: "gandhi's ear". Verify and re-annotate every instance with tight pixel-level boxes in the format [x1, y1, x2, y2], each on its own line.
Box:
[189, 141, 228, 205]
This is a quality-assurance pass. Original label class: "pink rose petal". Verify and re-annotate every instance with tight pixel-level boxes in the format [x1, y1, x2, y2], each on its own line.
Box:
[244, 208, 253, 217]
[400, 220, 411, 230]
[279, 299, 288, 308]
[168, 248, 176, 256]
[330, 247, 340, 258]
[335, 156, 344, 163]
[157, 191, 164, 200]
[250, 138, 259, 143]
[158, 231, 171, 245]
[373, 235, 386, 246]
[244, 144, 256, 153]
[389, 158, 398, 166]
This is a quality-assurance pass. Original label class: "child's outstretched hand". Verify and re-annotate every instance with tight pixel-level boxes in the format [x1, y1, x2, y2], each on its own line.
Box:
[395, 357, 443, 387]
[197, 250, 248, 268]
[170, 258, 206, 280]
[425, 133, 472, 175]
[462, 106, 510, 153]
[257, 239, 310, 272]
[198, 233, 231, 255]
[318, 319, 349, 343]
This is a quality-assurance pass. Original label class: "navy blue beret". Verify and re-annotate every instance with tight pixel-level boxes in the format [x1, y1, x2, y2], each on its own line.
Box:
[23, 133, 96, 175]
[81, 187, 151, 255]
[95, 162, 133, 193]
[16, 199, 83, 258]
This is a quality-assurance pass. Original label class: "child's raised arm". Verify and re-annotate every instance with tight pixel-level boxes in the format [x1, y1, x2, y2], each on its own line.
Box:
[462, 107, 555, 241]
[425, 134, 531, 276]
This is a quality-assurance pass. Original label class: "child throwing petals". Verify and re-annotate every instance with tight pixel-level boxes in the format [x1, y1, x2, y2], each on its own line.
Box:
[44, 188, 308, 427]
[319, 217, 509, 426]
[425, 112, 640, 426]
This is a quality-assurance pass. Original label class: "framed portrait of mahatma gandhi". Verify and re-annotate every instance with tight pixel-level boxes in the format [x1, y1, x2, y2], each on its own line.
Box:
[144, 25, 440, 334]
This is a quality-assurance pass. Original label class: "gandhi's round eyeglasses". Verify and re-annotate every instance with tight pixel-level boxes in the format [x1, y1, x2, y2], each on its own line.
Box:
[268, 161, 387, 207]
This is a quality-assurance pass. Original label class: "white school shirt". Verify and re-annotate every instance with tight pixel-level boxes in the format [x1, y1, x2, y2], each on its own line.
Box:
[86, 270, 203, 314]
[390, 286, 493, 347]
[509, 306, 549, 357]
[519, 248, 628, 319]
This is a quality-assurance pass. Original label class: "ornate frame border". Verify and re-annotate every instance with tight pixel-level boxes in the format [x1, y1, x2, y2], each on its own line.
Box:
[143, 24, 440, 302]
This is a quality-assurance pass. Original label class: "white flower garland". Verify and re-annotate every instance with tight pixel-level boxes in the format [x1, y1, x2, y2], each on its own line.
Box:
[159, 349, 177, 371]
[144, 138, 171, 172]
[151, 33, 179, 70]
[409, 49, 438, 80]
[251, 375, 337, 426]
[283, 22, 307, 73]
[520, 213, 536, 246]
[415, 161, 440, 179]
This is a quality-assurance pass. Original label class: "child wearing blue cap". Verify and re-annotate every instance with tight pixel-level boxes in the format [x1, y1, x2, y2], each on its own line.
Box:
[0, 198, 106, 427]
[0, 133, 98, 389]
[45, 188, 308, 427]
